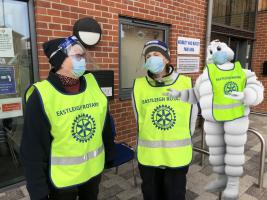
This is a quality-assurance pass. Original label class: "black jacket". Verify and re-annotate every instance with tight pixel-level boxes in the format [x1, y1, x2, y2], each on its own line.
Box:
[20, 71, 115, 200]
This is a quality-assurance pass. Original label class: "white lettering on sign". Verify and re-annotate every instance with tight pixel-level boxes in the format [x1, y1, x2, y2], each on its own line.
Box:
[177, 37, 200, 55]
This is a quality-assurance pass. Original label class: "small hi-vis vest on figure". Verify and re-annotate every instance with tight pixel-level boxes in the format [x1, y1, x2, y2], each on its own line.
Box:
[26, 73, 107, 188]
[133, 75, 193, 167]
[207, 61, 246, 121]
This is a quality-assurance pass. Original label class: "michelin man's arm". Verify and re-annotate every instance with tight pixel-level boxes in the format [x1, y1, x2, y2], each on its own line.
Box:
[165, 78, 201, 105]
[177, 88, 198, 104]
[243, 69, 264, 106]
[192, 73, 202, 102]
[166, 87, 199, 104]
[164, 70, 207, 104]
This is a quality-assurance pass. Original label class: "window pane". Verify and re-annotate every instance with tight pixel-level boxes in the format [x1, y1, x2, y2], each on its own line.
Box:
[258, 0, 267, 11]
[120, 24, 164, 89]
[213, 0, 257, 31]
[212, 0, 231, 25]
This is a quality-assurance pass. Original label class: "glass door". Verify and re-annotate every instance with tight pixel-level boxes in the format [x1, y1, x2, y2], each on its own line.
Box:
[0, 0, 34, 187]
[230, 37, 252, 69]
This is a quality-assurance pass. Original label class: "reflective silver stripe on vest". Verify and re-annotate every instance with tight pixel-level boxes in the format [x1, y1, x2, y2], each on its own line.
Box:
[138, 138, 191, 148]
[51, 145, 104, 165]
[213, 103, 242, 109]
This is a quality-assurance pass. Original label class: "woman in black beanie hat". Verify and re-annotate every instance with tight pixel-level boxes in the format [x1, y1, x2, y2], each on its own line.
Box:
[132, 40, 198, 200]
[20, 36, 115, 200]
[42, 38, 68, 71]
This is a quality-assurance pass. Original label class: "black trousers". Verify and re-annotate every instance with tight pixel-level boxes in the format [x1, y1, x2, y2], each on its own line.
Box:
[48, 174, 101, 200]
[138, 164, 189, 200]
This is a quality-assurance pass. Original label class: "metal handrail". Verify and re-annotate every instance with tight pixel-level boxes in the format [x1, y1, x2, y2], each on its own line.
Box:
[248, 128, 266, 189]
[196, 114, 206, 166]
[193, 127, 266, 189]
[193, 146, 209, 156]
[251, 111, 267, 116]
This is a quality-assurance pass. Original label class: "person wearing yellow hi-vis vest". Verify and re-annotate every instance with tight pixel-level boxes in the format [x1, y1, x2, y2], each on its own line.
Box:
[20, 36, 115, 200]
[132, 40, 198, 200]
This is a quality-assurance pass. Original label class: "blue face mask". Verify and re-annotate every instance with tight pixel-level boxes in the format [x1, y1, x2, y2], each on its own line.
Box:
[144, 56, 165, 74]
[72, 58, 86, 77]
[212, 51, 228, 65]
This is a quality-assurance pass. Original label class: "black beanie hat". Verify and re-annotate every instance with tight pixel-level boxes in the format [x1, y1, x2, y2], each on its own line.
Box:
[42, 38, 68, 71]
[143, 40, 170, 61]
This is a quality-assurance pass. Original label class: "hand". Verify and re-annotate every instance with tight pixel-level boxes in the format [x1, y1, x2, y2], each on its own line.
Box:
[162, 88, 181, 98]
[224, 91, 244, 101]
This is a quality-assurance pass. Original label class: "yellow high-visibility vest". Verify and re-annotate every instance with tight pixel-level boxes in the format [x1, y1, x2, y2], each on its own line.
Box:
[207, 61, 246, 121]
[26, 73, 107, 188]
[133, 75, 193, 167]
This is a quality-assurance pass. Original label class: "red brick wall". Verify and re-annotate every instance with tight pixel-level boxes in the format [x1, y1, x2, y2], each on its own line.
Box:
[34, 0, 208, 146]
[252, 11, 267, 112]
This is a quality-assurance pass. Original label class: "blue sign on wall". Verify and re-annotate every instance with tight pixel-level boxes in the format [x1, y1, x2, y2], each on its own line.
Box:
[0, 66, 16, 95]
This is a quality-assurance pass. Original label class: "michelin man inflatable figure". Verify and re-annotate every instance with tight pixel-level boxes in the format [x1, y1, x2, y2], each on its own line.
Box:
[165, 40, 264, 199]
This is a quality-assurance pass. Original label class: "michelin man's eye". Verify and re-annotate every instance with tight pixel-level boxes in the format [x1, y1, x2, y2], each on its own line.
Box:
[210, 50, 213, 54]
[217, 46, 221, 51]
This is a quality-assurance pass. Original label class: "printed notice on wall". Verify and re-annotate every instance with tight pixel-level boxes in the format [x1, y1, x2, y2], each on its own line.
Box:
[177, 56, 200, 73]
[0, 97, 23, 119]
[0, 28, 15, 57]
[0, 66, 16, 95]
[177, 37, 200, 55]
[101, 87, 112, 97]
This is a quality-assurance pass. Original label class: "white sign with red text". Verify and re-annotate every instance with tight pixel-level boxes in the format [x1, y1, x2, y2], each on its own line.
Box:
[0, 97, 23, 119]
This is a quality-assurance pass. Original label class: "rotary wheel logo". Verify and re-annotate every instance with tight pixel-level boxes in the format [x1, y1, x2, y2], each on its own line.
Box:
[72, 114, 96, 143]
[224, 81, 238, 95]
[151, 105, 176, 131]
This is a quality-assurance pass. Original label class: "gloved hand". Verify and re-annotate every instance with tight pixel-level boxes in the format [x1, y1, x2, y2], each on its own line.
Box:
[224, 91, 245, 101]
[162, 88, 181, 98]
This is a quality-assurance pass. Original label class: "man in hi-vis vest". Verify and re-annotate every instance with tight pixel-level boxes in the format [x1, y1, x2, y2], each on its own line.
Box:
[20, 36, 115, 200]
[132, 40, 198, 200]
